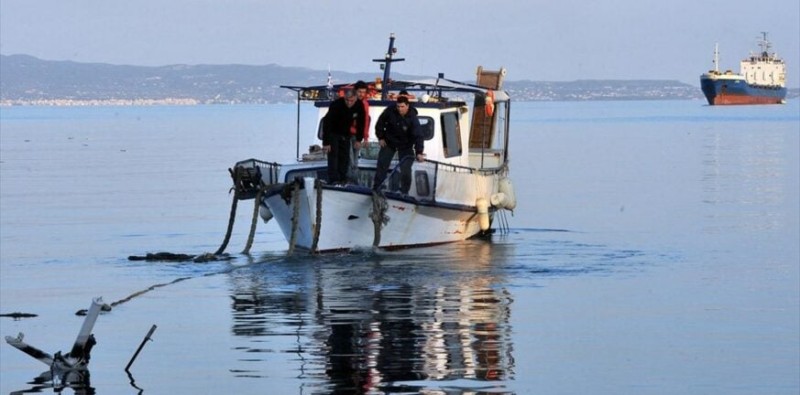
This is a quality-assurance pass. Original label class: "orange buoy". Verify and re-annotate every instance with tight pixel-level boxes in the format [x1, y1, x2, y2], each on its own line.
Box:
[485, 90, 495, 117]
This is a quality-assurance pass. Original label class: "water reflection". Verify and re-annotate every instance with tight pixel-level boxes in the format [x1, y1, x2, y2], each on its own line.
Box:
[701, 129, 787, 233]
[10, 370, 94, 395]
[227, 240, 514, 393]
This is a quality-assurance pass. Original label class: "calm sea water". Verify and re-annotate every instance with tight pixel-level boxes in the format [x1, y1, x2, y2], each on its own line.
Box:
[1, 100, 798, 394]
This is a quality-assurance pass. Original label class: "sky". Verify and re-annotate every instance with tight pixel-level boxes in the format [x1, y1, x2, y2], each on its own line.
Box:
[1, 0, 798, 88]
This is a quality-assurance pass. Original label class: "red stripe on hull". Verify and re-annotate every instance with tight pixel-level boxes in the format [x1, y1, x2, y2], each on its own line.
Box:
[711, 94, 785, 105]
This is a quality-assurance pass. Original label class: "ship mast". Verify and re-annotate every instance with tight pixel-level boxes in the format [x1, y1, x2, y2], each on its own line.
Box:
[713, 43, 719, 73]
[757, 31, 772, 57]
[373, 33, 405, 100]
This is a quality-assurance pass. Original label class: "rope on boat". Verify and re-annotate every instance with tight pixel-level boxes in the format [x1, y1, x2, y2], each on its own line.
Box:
[106, 277, 192, 309]
[310, 179, 322, 253]
[368, 156, 413, 248]
[132, 164, 268, 261]
[215, 189, 239, 256]
[497, 209, 510, 234]
[87, 253, 285, 315]
[369, 191, 389, 247]
[76, 273, 204, 314]
[287, 181, 301, 255]
[215, 164, 267, 255]
[374, 155, 414, 192]
[242, 184, 267, 254]
[112, 167, 275, 314]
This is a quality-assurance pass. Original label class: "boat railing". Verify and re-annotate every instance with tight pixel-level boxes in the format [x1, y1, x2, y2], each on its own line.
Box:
[361, 141, 382, 160]
[416, 159, 507, 205]
[230, 158, 282, 199]
[279, 157, 504, 206]
[424, 158, 507, 176]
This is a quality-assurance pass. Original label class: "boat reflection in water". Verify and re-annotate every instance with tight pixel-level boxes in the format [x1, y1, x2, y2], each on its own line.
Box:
[11, 370, 94, 395]
[228, 239, 514, 393]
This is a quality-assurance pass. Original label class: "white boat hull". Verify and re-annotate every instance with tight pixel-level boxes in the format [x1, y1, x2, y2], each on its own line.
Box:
[264, 178, 489, 251]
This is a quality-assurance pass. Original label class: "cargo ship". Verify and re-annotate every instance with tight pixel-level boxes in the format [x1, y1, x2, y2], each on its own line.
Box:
[700, 32, 787, 105]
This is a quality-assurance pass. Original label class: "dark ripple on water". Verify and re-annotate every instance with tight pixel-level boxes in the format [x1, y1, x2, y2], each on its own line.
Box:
[492, 228, 655, 282]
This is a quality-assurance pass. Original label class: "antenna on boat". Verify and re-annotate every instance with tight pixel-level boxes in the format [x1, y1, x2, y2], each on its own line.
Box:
[713, 43, 719, 73]
[373, 33, 405, 100]
[757, 31, 771, 57]
[326, 65, 333, 91]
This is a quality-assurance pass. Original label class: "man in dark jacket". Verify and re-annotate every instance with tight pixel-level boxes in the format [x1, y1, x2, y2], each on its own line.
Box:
[349, 80, 371, 183]
[372, 95, 425, 194]
[322, 88, 366, 185]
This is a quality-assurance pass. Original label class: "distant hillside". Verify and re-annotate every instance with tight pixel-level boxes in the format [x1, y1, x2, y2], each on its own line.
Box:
[505, 79, 702, 101]
[0, 54, 378, 104]
[5, 54, 794, 105]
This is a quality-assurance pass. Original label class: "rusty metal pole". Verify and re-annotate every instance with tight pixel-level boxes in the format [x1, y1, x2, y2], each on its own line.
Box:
[125, 324, 157, 372]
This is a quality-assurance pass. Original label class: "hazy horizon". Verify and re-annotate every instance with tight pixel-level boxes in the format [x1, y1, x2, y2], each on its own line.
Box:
[1, 0, 798, 88]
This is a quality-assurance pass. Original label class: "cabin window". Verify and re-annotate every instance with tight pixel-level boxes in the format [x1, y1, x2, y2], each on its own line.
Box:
[418, 116, 434, 140]
[493, 101, 508, 152]
[414, 170, 430, 197]
[441, 111, 462, 158]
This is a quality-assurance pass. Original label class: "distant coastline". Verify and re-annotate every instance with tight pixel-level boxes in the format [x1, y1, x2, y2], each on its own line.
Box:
[1, 54, 797, 106]
[0, 98, 202, 106]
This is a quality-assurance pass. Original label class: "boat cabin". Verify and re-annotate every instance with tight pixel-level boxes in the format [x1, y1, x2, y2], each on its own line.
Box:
[280, 75, 510, 199]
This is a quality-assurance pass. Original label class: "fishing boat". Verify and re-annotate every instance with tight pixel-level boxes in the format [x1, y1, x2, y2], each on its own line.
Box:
[227, 34, 516, 252]
[700, 32, 787, 105]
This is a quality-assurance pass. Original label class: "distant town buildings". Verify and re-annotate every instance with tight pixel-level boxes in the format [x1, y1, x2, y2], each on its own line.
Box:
[0, 98, 201, 106]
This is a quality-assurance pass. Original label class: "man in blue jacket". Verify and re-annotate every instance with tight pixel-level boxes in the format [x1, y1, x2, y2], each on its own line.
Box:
[372, 95, 425, 194]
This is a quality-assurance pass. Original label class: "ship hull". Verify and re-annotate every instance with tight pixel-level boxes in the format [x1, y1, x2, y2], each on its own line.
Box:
[700, 75, 787, 105]
[262, 179, 489, 252]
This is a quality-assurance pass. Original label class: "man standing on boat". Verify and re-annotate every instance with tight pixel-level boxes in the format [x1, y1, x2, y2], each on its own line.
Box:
[372, 95, 424, 194]
[348, 81, 371, 184]
[322, 88, 366, 185]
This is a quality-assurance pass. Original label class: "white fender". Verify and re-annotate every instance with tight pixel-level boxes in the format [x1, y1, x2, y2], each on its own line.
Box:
[490, 192, 509, 208]
[497, 177, 517, 210]
[476, 197, 490, 231]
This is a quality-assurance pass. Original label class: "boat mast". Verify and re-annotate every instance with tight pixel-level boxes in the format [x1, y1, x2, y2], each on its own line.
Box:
[713, 43, 719, 73]
[758, 31, 771, 57]
[373, 33, 405, 100]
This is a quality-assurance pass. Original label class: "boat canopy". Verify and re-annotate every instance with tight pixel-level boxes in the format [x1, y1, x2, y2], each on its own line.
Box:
[282, 77, 509, 104]
[393, 78, 510, 102]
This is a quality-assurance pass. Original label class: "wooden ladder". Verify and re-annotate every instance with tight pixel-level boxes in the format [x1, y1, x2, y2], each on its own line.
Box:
[469, 66, 506, 149]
